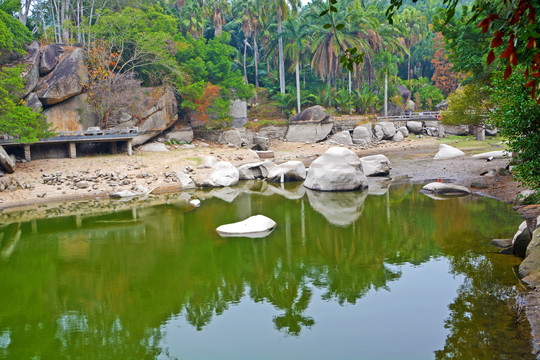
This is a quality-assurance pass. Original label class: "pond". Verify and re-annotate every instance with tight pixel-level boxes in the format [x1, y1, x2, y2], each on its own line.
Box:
[0, 181, 534, 360]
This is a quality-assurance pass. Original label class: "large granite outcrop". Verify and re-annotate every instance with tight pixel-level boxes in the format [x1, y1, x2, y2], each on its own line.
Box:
[35, 47, 88, 105]
[20, 40, 41, 97]
[42, 93, 98, 132]
[109, 86, 178, 145]
[40, 44, 64, 75]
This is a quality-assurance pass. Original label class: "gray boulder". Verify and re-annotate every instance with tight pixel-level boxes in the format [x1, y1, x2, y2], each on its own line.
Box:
[383, 102, 404, 116]
[398, 84, 411, 103]
[360, 154, 391, 177]
[392, 132, 404, 142]
[267, 161, 306, 182]
[444, 125, 469, 136]
[166, 127, 194, 143]
[21, 40, 41, 97]
[406, 121, 423, 134]
[257, 125, 287, 139]
[286, 105, 333, 143]
[35, 47, 88, 105]
[24, 92, 42, 112]
[433, 144, 465, 160]
[327, 130, 353, 146]
[0, 146, 16, 173]
[304, 147, 368, 191]
[513, 221, 532, 258]
[176, 172, 195, 189]
[486, 127, 498, 136]
[221, 129, 244, 147]
[229, 99, 247, 128]
[40, 44, 64, 75]
[375, 122, 396, 139]
[251, 136, 269, 151]
[519, 228, 540, 285]
[435, 99, 448, 111]
[203, 161, 240, 187]
[373, 125, 384, 141]
[140, 142, 168, 152]
[397, 126, 409, 138]
[422, 182, 471, 195]
[238, 161, 277, 180]
[352, 126, 372, 145]
[290, 105, 328, 123]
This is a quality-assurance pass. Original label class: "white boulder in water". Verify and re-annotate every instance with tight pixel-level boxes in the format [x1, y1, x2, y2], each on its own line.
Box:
[433, 144, 465, 160]
[216, 215, 277, 238]
[472, 150, 510, 159]
[422, 182, 471, 196]
[304, 147, 368, 191]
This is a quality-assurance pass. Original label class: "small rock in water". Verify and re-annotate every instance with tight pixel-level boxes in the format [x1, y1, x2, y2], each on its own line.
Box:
[190, 199, 201, 207]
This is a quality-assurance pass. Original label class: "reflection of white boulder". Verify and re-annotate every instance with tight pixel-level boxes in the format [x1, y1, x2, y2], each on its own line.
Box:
[304, 147, 368, 191]
[367, 177, 392, 196]
[267, 161, 307, 182]
[433, 144, 465, 160]
[265, 183, 306, 200]
[216, 215, 277, 238]
[306, 188, 367, 226]
[360, 154, 391, 176]
[206, 182, 252, 202]
[237, 161, 277, 180]
[422, 182, 471, 196]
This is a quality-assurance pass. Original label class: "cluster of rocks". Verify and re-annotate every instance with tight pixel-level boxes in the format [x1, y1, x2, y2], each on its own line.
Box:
[197, 147, 391, 194]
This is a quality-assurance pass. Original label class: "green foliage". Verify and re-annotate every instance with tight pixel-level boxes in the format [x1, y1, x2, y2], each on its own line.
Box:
[490, 68, 540, 191]
[413, 81, 444, 110]
[176, 33, 254, 122]
[0, 66, 54, 143]
[0, 8, 33, 60]
[352, 87, 378, 115]
[442, 84, 490, 126]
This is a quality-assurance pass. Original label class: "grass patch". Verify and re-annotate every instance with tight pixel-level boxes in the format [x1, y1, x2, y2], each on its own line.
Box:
[245, 119, 288, 131]
[185, 157, 202, 166]
[440, 135, 507, 151]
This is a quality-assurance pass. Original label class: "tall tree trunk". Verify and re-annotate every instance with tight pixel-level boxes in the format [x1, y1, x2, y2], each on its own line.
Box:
[18, 0, 32, 26]
[277, 6, 285, 94]
[295, 60, 301, 114]
[214, 11, 223, 37]
[61, 0, 69, 43]
[243, 39, 249, 84]
[407, 47, 411, 81]
[253, 33, 259, 88]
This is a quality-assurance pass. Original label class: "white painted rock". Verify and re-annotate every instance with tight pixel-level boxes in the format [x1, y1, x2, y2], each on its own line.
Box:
[177, 172, 195, 189]
[267, 161, 307, 182]
[140, 142, 168, 152]
[205, 161, 240, 187]
[422, 182, 471, 195]
[216, 215, 277, 238]
[190, 199, 201, 207]
[433, 144, 465, 160]
[327, 130, 353, 146]
[352, 126, 372, 145]
[304, 147, 368, 191]
[472, 150, 510, 159]
[360, 154, 392, 177]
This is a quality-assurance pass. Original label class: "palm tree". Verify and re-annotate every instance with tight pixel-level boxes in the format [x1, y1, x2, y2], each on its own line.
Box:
[395, 7, 428, 81]
[282, 18, 310, 113]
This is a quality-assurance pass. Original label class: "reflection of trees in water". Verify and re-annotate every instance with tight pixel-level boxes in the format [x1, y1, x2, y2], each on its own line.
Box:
[0, 184, 528, 357]
[434, 255, 534, 360]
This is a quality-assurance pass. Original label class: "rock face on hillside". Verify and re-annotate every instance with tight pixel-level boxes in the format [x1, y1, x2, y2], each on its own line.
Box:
[21, 41, 41, 97]
[40, 44, 64, 75]
[42, 93, 99, 132]
[108, 86, 178, 145]
[35, 47, 88, 105]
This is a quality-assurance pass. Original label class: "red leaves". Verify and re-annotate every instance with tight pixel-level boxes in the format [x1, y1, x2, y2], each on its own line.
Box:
[490, 31, 504, 48]
[527, 36, 536, 50]
[487, 50, 496, 65]
[504, 64, 513, 80]
[477, 14, 499, 33]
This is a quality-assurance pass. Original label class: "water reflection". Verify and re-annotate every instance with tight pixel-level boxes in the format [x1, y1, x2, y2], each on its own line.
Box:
[0, 182, 533, 359]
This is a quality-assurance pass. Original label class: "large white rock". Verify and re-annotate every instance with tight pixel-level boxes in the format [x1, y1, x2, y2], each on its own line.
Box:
[304, 147, 368, 191]
[327, 130, 353, 146]
[433, 144, 465, 160]
[360, 154, 391, 177]
[406, 121, 423, 134]
[177, 172, 195, 189]
[0, 146, 16, 173]
[352, 126, 372, 145]
[205, 161, 240, 187]
[422, 182, 471, 195]
[216, 214, 277, 238]
[238, 161, 277, 180]
[375, 122, 396, 139]
[267, 161, 307, 182]
[472, 150, 510, 159]
[201, 155, 218, 168]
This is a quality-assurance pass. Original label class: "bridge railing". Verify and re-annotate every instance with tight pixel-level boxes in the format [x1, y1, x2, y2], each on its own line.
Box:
[376, 111, 441, 121]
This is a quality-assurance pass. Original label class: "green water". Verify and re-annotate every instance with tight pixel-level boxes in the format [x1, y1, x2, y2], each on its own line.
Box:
[0, 182, 534, 360]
